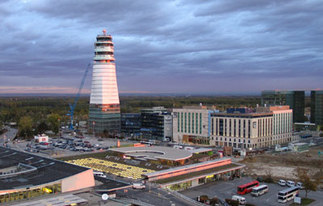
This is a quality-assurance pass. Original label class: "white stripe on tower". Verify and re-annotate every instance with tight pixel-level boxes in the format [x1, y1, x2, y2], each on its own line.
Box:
[90, 29, 120, 105]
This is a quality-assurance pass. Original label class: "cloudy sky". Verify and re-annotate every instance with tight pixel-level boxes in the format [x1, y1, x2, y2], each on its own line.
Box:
[0, 0, 322, 94]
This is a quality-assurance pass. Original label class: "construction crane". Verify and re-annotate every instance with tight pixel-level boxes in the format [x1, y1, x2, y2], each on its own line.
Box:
[67, 63, 91, 130]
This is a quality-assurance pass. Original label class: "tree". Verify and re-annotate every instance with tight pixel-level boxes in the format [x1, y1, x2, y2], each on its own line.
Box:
[47, 113, 61, 134]
[36, 121, 48, 134]
[18, 116, 33, 139]
[210, 197, 219, 206]
[296, 168, 317, 198]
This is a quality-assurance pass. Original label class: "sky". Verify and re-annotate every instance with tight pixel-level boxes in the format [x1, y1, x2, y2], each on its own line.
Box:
[0, 0, 322, 95]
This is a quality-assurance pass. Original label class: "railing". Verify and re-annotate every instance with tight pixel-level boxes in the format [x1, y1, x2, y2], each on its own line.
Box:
[94, 55, 115, 60]
[164, 188, 206, 206]
[95, 47, 114, 52]
[0, 163, 37, 179]
[119, 198, 155, 206]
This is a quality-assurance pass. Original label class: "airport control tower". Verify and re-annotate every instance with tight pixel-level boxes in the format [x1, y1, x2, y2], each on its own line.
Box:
[89, 30, 120, 135]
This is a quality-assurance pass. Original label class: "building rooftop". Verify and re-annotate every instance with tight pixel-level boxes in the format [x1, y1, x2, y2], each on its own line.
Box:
[0, 147, 89, 191]
[109, 146, 192, 161]
[211, 112, 273, 118]
[144, 158, 231, 179]
[154, 162, 244, 184]
[12, 194, 88, 206]
[95, 177, 131, 193]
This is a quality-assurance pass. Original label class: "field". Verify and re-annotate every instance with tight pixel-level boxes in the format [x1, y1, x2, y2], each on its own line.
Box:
[241, 145, 323, 185]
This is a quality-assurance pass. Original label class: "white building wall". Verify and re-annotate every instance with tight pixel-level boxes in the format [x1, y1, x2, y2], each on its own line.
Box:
[210, 115, 273, 149]
[164, 115, 173, 140]
[172, 108, 209, 143]
[90, 64, 119, 105]
[61, 169, 95, 193]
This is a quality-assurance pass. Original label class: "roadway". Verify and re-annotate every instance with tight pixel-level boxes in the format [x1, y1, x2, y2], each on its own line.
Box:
[0, 126, 17, 145]
[116, 183, 201, 206]
[180, 176, 323, 206]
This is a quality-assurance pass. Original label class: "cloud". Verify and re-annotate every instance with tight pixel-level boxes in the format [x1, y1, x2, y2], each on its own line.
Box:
[0, 0, 322, 94]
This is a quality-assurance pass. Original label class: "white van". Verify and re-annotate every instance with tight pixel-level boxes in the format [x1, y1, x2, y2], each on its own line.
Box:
[278, 179, 286, 186]
[232, 195, 246, 205]
[286, 180, 295, 187]
[132, 183, 145, 189]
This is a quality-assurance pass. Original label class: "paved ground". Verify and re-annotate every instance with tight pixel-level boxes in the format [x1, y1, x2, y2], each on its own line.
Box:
[116, 184, 195, 206]
[4, 127, 139, 158]
[180, 177, 323, 206]
[0, 126, 17, 144]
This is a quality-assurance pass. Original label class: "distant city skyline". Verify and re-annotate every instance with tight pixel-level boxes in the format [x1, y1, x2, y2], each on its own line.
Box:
[0, 0, 322, 94]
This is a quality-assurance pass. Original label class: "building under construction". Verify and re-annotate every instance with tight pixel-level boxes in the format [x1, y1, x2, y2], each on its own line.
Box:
[89, 30, 121, 135]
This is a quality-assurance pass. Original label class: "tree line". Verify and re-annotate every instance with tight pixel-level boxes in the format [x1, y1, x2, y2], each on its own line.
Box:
[0, 95, 261, 139]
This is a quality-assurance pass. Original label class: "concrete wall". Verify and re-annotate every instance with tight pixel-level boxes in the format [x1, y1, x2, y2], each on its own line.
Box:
[61, 169, 95, 193]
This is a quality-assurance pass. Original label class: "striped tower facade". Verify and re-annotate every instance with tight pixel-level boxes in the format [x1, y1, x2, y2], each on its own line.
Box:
[89, 30, 120, 135]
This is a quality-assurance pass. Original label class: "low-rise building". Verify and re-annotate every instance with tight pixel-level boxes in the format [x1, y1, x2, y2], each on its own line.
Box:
[0, 147, 95, 204]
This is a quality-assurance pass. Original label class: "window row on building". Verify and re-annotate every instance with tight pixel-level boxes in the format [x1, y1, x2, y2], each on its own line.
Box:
[173, 105, 295, 149]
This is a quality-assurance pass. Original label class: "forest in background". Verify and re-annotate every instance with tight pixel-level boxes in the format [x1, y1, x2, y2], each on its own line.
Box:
[0, 95, 262, 138]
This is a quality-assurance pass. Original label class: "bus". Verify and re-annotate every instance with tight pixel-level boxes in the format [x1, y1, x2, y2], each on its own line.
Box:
[237, 180, 259, 195]
[251, 185, 269, 196]
[278, 186, 299, 203]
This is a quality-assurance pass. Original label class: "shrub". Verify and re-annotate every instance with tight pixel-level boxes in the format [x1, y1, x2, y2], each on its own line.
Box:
[225, 199, 239, 206]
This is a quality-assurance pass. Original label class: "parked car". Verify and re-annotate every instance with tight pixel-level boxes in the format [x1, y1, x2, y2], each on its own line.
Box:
[278, 179, 286, 186]
[296, 182, 304, 189]
[132, 183, 145, 189]
[256, 176, 264, 182]
[286, 180, 295, 187]
[231, 195, 246, 205]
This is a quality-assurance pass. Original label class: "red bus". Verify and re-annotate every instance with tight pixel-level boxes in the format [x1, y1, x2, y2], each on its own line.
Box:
[237, 180, 259, 195]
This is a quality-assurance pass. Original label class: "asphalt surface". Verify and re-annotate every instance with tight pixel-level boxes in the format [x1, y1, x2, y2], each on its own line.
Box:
[0, 126, 17, 144]
[5, 128, 138, 158]
[180, 176, 323, 206]
[116, 183, 198, 206]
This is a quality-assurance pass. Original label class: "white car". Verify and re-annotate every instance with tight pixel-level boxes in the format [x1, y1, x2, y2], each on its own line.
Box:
[286, 180, 295, 187]
[132, 183, 145, 189]
[278, 180, 286, 186]
[232, 195, 246, 205]
[297, 182, 304, 189]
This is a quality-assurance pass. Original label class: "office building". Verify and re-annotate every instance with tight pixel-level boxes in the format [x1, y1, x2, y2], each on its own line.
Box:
[261, 90, 305, 123]
[172, 105, 218, 145]
[89, 30, 120, 135]
[121, 113, 141, 137]
[210, 106, 294, 149]
[311, 90, 323, 126]
[140, 107, 173, 141]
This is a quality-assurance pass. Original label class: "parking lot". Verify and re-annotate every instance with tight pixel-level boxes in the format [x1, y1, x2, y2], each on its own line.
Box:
[180, 177, 323, 206]
[7, 131, 138, 158]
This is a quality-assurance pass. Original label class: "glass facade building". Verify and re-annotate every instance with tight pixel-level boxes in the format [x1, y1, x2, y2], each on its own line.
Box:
[140, 107, 172, 141]
[121, 113, 141, 137]
[310, 90, 323, 126]
[261, 90, 305, 123]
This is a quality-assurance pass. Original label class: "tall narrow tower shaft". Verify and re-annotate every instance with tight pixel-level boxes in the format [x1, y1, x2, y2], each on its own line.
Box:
[89, 30, 120, 135]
